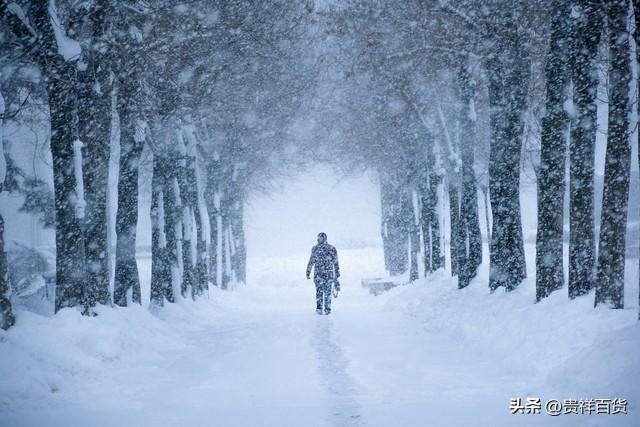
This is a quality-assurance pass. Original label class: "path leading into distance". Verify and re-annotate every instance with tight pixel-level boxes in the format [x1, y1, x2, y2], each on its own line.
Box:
[4, 252, 625, 427]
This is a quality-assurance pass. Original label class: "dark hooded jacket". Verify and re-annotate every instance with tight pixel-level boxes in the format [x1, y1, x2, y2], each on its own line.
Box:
[307, 240, 340, 280]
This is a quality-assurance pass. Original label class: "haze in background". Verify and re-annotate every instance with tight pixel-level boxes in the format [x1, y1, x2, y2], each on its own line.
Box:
[245, 165, 381, 258]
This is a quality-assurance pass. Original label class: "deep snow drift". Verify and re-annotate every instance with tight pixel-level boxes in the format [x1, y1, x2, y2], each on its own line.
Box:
[0, 247, 638, 427]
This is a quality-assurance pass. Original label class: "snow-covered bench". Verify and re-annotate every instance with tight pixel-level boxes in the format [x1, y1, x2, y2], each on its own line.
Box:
[361, 278, 405, 296]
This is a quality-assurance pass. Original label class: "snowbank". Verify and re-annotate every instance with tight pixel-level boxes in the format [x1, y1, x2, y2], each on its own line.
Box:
[384, 251, 640, 414]
[0, 292, 229, 414]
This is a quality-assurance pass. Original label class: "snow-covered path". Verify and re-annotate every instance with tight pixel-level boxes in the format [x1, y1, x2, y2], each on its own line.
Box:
[3, 283, 511, 426]
[2, 249, 638, 426]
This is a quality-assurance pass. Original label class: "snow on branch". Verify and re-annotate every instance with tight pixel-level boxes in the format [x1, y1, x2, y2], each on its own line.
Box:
[48, 0, 82, 61]
[436, 101, 461, 172]
[6, 2, 37, 37]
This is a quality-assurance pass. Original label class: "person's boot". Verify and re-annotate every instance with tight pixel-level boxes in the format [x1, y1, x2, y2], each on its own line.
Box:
[324, 308, 331, 315]
[316, 308, 323, 315]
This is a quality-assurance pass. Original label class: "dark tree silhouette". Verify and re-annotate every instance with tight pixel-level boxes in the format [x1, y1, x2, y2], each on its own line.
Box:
[456, 62, 483, 289]
[486, 12, 529, 292]
[536, 0, 571, 301]
[595, 0, 631, 309]
[568, 0, 603, 299]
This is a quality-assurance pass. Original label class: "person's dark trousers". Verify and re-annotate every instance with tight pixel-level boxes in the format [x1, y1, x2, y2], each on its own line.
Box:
[315, 277, 332, 314]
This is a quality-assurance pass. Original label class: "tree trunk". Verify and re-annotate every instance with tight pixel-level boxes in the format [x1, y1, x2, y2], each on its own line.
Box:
[177, 127, 207, 298]
[190, 155, 208, 295]
[457, 63, 483, 289]
[150, 153, 172, 306]
[164, 170, 179, 303]
[380, 172, 411, 276]
[568, 0, 603, 298]
[79, 90, 111, 308]
[536, 0, 570, 301]
[486, 16, 529, 292]
[0, 212, 14, 330]
[78, 45, 112, 307]
[176, 139, 195, 299]
[419, 193, 431, 273]
[381, 177, 393, 272]
[204, 162, 220, 287]
[0, 88, 15, 329]
[49, 69, 89, 312]
[231, 200, 247, 284]
[427, 161, 442, 270]
[69, 0, 113, 311]
[386, 183, 411, 276]
[481, 185, 491, 249]
[595, 0, 631, 309]
[418, 174, 432, 274]
[635, 0, 640, 319]
[409, 190, 420, 281]
[448, 183, 460, 276]
[419, 140, 442, 274]
[113, 96, 143, 306]
[26, 4, 90, 312]
[220, 190, 231, 289]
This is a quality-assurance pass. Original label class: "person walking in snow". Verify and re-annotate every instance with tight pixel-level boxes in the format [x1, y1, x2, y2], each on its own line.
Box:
[306, 232, 340, 315]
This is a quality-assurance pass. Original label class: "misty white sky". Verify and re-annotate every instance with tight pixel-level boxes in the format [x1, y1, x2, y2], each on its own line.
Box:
[245, 165, 381, 257]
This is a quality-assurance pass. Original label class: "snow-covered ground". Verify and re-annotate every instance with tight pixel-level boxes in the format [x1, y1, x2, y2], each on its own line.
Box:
[0, 247, 638, 427]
